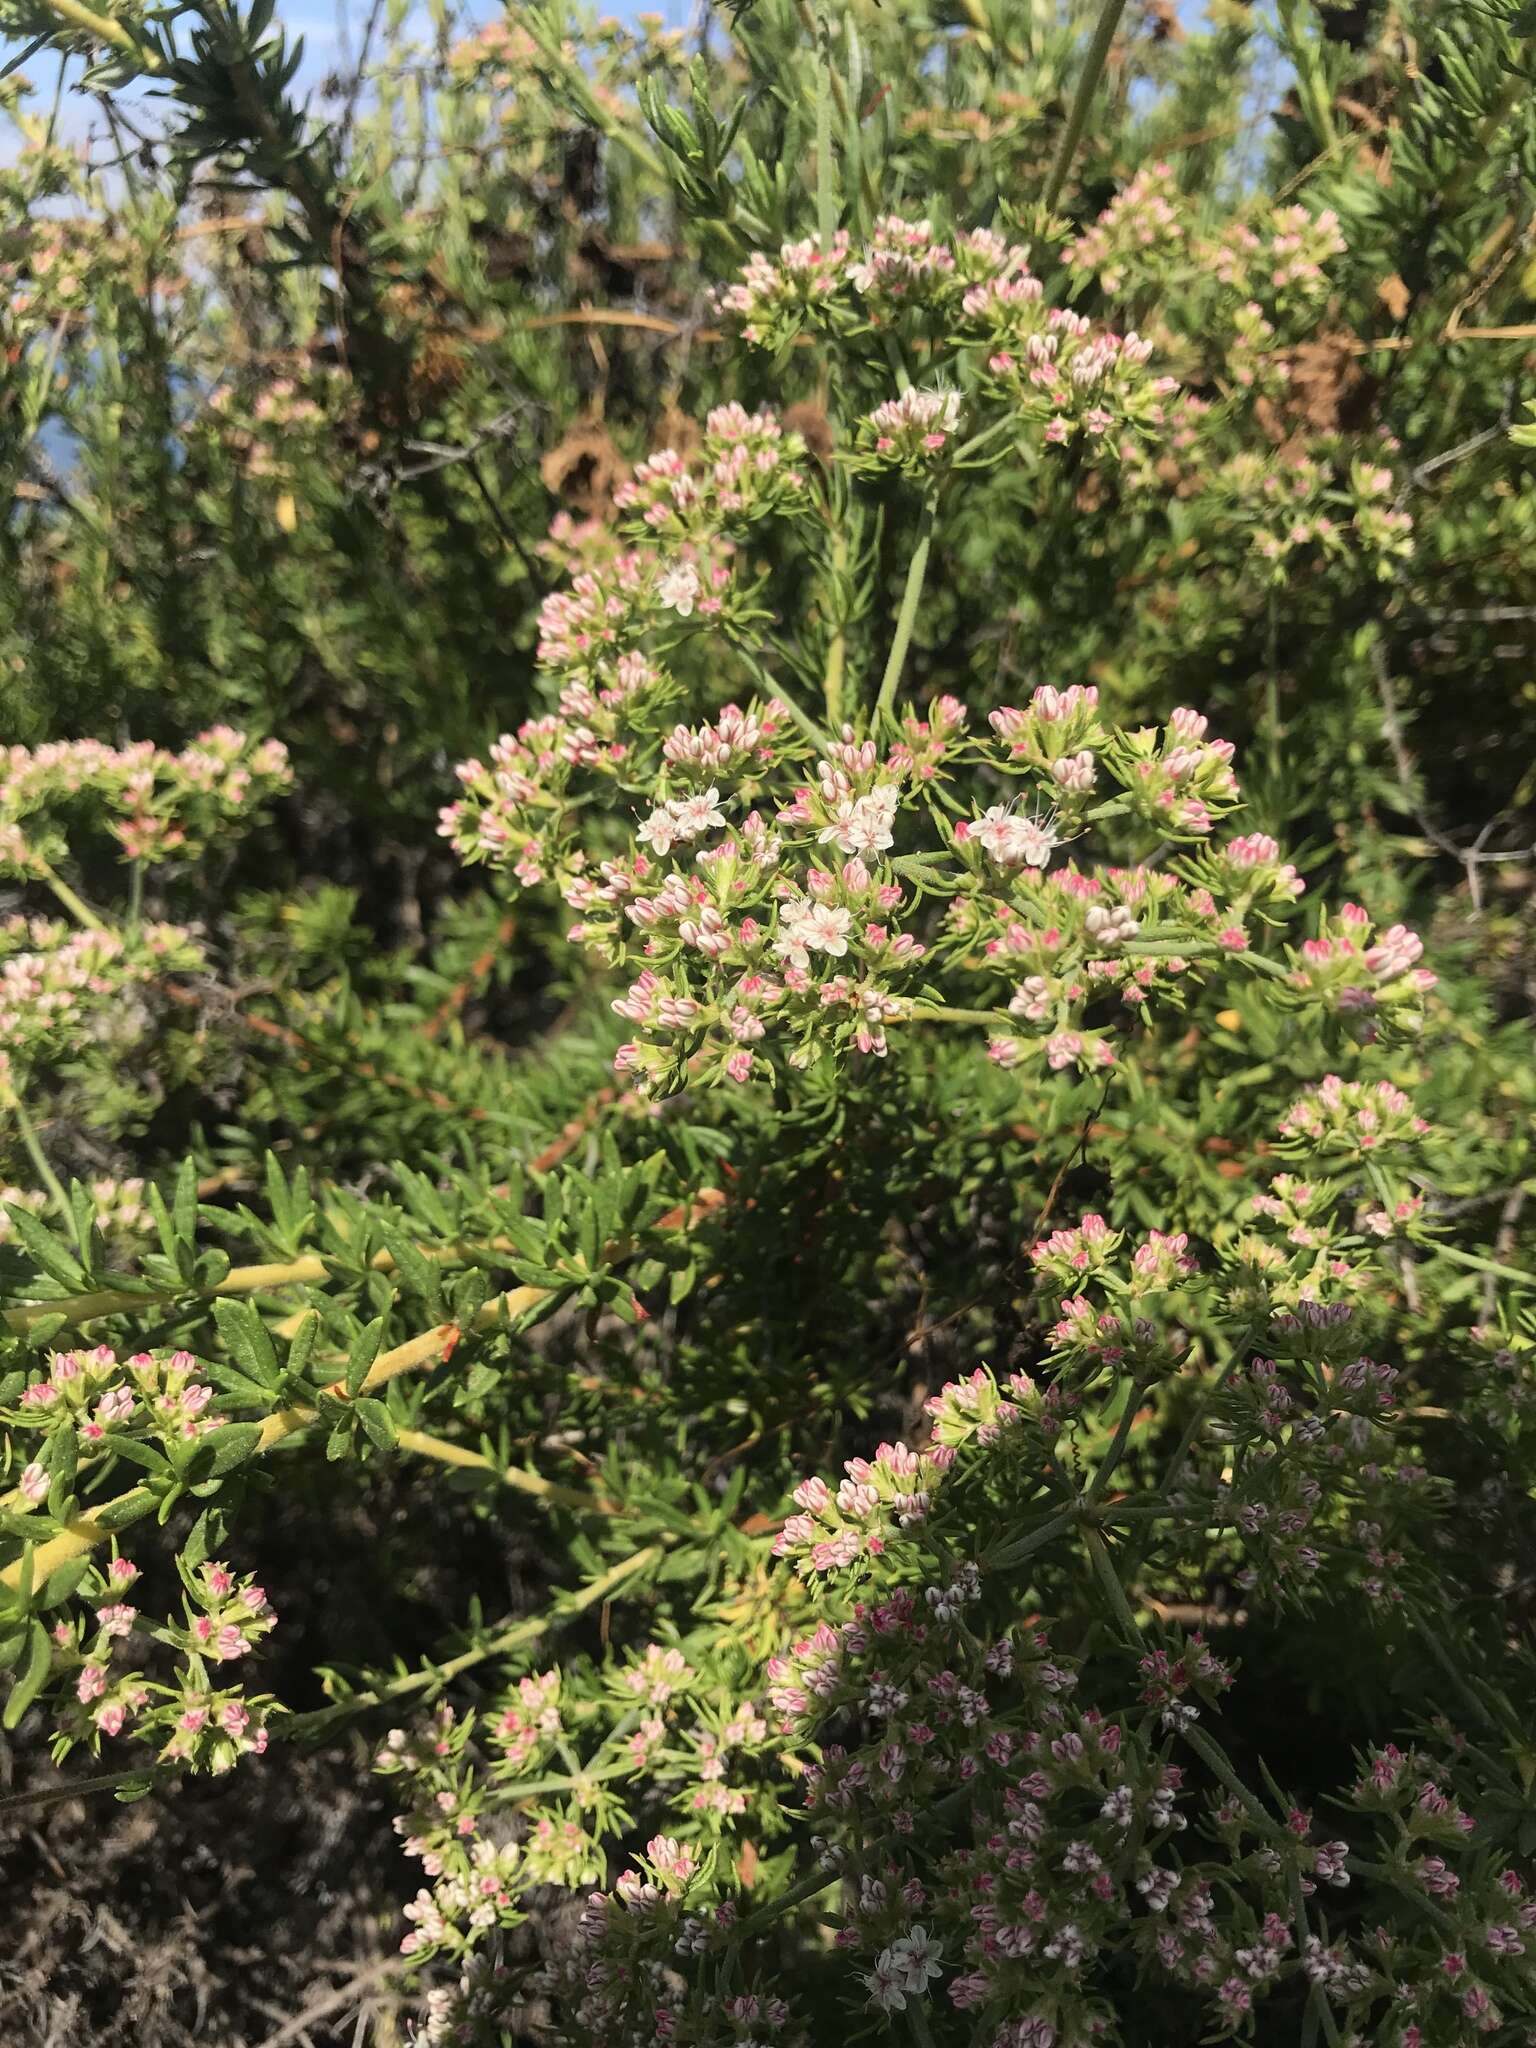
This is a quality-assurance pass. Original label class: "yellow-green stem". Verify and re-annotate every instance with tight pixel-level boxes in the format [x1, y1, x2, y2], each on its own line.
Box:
[0, 1283, 552, 1591]
[9, 1096, 72, 1227]
[33, 859, 108, 932]
[286, 1545, 663, 1736]
[4, 1236, 508, 1335]
[875, 489, 937, 725]
[39, 0, 157, 61]
[1042, 0, 1130, 213]
[392, 1427, 615, 1515]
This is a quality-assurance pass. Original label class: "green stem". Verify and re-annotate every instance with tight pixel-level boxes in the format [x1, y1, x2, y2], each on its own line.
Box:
[34, 860, 108, 932]
[791, 0, 879, 218]
[1346, 1855, 1461, 1937]
[392, 1427, 619, 1517]
[951, 412, 1022, 467]
[1263, 587, 1282, 793]
[988, 1504, 1080, 1571]
[126, 859, 145, 937]
[1042, 0, 1130, 213]
[1305, 1978, 1345, 2048]
[0, 1761, 166, 1818]
[881, 330, 914, 396]
[875, 489, 938, 725]
[1429, 1241, 1534, 1289]
[1083, 1524, 1141, 1641]
[1162, 1336, 1253, 1501]
[732, 1863, 837, 1939]
[10, 1095, 72, 1227]
[822, 522, 849, 730]
[38, 0, 156, 61]
[732, 641, 832, 747]
[1179, 1721, 1275, 1832]
[903, 1004, 1007, 1029]
[288, 1546, 663, 1739]
[908, 2002, 939, 2047]
[813, 2, 836, 253]
[1084, 1379, 1147, 1507]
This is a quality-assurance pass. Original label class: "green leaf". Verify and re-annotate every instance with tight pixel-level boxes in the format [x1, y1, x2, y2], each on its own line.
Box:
[213, 1298, 280, 1390]
[345, 1314, 387, 1397]
[102, 1437, 174, 1476]
[174, 1158, 199, 1255]
[147, 1179, 182, 1265]
[181, 1509, 213, 1572]
[3, 1206, 89, 1290]
[197, 1421, 265, 1479]
[355, 1398, 397, 1451]
[39, 1556, 91, 1610]
[3, 1619, 51, 1730]
[46, 1425, 78, 1517]
[286, 1310, 321, 1383]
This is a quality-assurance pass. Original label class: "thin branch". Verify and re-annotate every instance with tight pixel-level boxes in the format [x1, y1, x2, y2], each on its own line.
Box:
[1368, 638, 1534, 907]
[1042, 0, 1130, 213]
[254, 1958, 400, 2048]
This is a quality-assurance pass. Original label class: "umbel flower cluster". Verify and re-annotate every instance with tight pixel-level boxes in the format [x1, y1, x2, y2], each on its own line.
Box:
[48, 1545, 281, 1775]
[1062, 158, 1347, 311]
[430, 187, 1437, 1096]
[442, 506, 1424, 1097]
[0, 727, 291, 876]
[444, 658, 1404, 1089]
[712, 218, 1173, 457]
[0, 914, 206, 1097]
[439, 210, 1425, 1098]
[0, 728, 290, 1104]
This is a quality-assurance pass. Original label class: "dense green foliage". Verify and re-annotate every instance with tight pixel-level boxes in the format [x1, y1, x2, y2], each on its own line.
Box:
[1, 0, 1534, 2042]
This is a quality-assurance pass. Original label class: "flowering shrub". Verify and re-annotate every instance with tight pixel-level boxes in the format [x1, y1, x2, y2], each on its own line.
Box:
[1, 0, 1534, 2042]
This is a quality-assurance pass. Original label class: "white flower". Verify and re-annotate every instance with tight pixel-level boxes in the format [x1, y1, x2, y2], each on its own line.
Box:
[973, 804, 1057, 870]
[817, 785, 899, 856]
[656, 562, 701, 615]
[891, 1924, 944, 1991]
[797, 903, 853, 956]
[863, 1953, 909, 2012]
[674, 788, 727, 839]
[636, 787, 727, 856]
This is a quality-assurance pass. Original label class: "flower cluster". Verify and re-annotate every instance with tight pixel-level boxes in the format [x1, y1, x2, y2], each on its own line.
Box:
[716, 217, 1173, 454]
[858, 386, 965, 473]
[1064, 161, 1187, 294]
[771, 1437, 955, 1577]
[1282, 900, 1435, 1029]
[0, 915, 206, 1095]
[47, 1551, 280, 1775]
[1275, 1075, 1431, 1161]
[1187, 448, 1414, 583]
[375, 1651, 781, 1980]
[1208, 204, 1347, 313]
[4, 1345, 225, 1504]
[0, 727, 290, 875]
[553, 1509, 1507, 2048]
[0, 1174, 149, 1245]
[1031, 1216, 1202, 1381]
[962, 299, 1172, 450]
[446, 607, 1415, 1093]
[614, 404, 813, 535]
[716, 217, 1032, 345]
